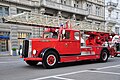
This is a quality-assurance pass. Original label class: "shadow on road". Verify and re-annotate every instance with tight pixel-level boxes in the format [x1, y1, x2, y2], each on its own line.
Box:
[57, 59, 114, 68]
[21, 58, 115, 69]
[21, 63, 44, 69]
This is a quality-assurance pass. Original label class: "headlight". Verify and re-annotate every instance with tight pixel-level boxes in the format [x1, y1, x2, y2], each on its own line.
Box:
[28, 40, 32, 57]
[29, 40, 32, 52]
[33, 49, 37, 55]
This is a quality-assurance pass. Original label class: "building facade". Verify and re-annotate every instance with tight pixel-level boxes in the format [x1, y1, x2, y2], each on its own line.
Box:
[105, 0, 120, 34]
[0, 0, 105, 55]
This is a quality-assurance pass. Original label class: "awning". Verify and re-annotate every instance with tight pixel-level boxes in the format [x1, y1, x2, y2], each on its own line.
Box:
[0, 36, 9, 39]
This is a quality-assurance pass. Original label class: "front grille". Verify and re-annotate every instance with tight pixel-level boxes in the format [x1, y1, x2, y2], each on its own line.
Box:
[22, 39, 29, 58]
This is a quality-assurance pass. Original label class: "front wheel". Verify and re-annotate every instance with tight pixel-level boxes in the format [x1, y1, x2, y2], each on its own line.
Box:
[99, 50, 109, 62]
[42, 51, 58, 69]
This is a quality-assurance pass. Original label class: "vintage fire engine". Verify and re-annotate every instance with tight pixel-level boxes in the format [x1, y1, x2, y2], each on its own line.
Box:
[3, 12, 119, 68]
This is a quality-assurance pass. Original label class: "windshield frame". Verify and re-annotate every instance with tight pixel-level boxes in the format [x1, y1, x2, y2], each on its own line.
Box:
[43, 31, 59, 39]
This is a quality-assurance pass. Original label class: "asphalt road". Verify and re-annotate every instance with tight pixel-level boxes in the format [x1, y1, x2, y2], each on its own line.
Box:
[0, 55, 120, 80]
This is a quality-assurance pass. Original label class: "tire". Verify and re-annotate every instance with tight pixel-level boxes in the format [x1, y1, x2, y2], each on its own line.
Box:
[114, 54, 118, 57]
[26, 61, 38, 66]
[99, 50, 109, 62]
[42, 51, 58, 69]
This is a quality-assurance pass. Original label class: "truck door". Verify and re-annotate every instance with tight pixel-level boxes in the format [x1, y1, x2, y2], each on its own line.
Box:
[59, 30, 80, 55]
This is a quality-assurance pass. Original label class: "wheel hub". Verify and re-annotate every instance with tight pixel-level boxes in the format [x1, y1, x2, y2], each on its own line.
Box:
[47, 55, 56, 66]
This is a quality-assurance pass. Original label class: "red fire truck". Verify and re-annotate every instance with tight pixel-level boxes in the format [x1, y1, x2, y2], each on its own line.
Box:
[3, 12, 118, 68]
[21, 26, 116, 68]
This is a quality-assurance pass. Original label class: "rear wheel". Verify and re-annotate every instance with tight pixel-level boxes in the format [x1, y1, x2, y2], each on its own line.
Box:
[26, 61, 38, 66]
[99, 50, 109, 62]
[42, 51, 58, 69]
[114, 54, 118, 57]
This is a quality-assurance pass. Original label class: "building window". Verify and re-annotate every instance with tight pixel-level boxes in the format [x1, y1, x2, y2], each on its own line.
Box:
[87, 3, 92, 14]
[116, 12, 119, 19]
[96, 6, 101, 16]
[60, 0, 66, 5]
[115, 27, 119, 34]
[18, 32, 31, 39]
[17, 8, 30, 14]
[0, 6, 9, 16]
[62, 31, 70, 39]
[74, 32, 79, 40]
[74, 0, 79, 8]
[0, 32, 10, 52]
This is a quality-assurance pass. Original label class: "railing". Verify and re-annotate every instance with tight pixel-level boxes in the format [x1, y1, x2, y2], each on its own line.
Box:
[4, 0, 40, 7]
[87, 0, 104, 6]
[107, 2, 118, 11]
[107, 2, 118, 7]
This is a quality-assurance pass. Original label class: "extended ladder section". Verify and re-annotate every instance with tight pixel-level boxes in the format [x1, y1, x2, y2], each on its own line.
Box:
[2, 12, 112, 33]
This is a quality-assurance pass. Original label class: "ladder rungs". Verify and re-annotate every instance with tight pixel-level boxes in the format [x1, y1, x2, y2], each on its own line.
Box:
[2, 12, 112, 33]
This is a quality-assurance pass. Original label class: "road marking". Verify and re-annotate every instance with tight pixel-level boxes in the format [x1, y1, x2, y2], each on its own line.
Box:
[0, 61, 20, 64]
[31, 64, 120, 80]
[96, 64, 120, 70]
[89, 71, 120, 75]
[52, 76, 74, 80]
[31, 70, 88, 80]
[114, 67, 120, 69]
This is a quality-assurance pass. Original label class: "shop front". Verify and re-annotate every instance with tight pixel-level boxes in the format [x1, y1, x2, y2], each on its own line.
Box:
[0, 32, 10, 55]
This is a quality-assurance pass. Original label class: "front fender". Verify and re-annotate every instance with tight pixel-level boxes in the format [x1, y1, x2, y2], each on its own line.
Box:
[39, 48, 59, 58]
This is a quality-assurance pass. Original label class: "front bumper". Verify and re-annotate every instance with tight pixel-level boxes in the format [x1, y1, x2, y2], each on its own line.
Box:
[24, 57, 42, 61]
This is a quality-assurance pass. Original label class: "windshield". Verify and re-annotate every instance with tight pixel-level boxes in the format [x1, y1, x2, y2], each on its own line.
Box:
[44, 32, 58, 39]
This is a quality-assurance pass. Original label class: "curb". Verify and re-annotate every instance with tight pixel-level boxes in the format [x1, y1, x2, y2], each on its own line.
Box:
[0, 54, 20, 57]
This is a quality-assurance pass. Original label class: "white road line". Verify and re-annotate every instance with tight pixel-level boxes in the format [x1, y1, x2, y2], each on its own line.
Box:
[31, 64, 120, 80]
[96, 64, 120, 70]
[31, 70, 88, 80]
[0, 61, 20, 64]
[53, 76, 74, 80]
[114, 67, 120, 68]
[89, 71, 120, 75]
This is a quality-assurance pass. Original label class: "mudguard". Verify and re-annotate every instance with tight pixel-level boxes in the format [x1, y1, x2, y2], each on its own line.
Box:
[40, 48, 59, 59]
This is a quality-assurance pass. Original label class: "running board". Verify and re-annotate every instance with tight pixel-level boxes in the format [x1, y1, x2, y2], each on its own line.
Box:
[60, 55, 99, 63]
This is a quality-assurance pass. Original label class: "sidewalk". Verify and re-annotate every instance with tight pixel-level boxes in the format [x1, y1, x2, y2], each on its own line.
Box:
[0, 51, 10, 56]
[0, 51, 20, 57]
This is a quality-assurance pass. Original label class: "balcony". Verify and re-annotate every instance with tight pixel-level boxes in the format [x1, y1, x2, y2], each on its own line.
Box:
[0, 23, 11, 31]
[107, 17, 117, 23]
[107, 2, 118, 11]
[41, 0, 88, 16]
[106, 17, 117, 27]
[4, 0, 40, 7]
[87, 0, 104, 6]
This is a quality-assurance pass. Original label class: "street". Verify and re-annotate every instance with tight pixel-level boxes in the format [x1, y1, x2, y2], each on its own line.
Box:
[0, 56, 120, 80]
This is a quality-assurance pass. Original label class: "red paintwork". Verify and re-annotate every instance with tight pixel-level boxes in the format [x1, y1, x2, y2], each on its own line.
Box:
[47, 55, 55, 65]
[85, 31, 111, 46]
[23, 27, 117, 64]
[115, 52, 120, 54]
[60, 55, 99, 62]
[24, 58, 42, 61]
